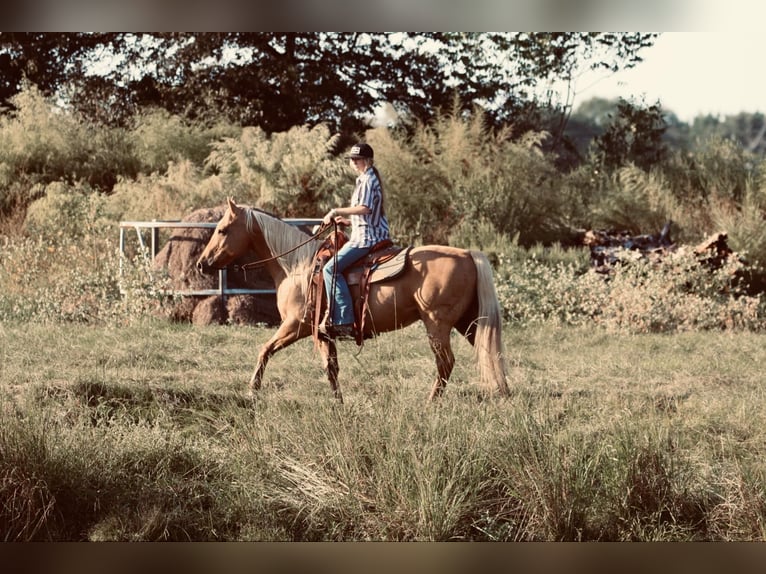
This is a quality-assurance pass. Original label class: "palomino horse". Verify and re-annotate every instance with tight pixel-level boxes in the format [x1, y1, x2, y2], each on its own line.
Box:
[196, 198, 510, 403]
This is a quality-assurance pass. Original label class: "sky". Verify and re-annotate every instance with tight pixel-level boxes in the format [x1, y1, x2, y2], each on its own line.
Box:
[569, 32, 764, 123]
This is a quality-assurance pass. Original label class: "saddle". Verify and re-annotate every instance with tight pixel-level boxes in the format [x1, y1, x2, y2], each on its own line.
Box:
[310, 231, 411, 346]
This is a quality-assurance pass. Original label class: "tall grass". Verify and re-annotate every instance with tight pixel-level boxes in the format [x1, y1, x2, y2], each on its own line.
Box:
[2, 321, 766, 540]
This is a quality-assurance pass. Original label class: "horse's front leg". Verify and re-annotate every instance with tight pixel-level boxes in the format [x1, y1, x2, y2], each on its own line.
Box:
[249, 319, 308, 395]
[318, 337, 342, 403]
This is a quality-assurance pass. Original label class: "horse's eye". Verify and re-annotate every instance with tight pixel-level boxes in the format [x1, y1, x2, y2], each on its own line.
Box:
[218, 227, 227, 235]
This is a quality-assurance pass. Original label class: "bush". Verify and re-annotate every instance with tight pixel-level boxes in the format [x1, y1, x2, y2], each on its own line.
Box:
[685, 136, 753, 205]
[494, 245, 765, 332]
[24, 181, 110, 240]
[590, 164, 682, 237]
[131, 108, 238, 175]
[0, 232, 172, 325]
[104, 160, 226, 223]
[0, 85, 89, 212]
[205, 123, 347, 217]
[368, 124, 456, 245]
[0, 84, 141, 206]
[370, 110, 571, 246]
[708, 170, 766, 270]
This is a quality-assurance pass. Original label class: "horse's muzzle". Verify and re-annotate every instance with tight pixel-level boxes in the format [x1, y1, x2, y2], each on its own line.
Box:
[196, 258, 213, 275]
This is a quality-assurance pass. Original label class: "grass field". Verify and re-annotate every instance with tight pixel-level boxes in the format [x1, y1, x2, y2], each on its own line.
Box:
[2, 319, 766, 541]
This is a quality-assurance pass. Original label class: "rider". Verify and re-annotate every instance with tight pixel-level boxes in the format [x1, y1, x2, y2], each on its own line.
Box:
[320, 142, 391, 339]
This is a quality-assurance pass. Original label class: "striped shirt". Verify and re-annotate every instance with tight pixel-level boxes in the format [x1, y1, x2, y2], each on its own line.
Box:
[348, 167, 390, 248]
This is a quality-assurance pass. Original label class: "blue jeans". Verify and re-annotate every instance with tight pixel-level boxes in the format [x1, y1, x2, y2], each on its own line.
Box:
[322, 243, 371, 326]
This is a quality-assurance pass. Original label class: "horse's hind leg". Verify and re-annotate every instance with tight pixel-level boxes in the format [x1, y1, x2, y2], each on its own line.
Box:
[249, 319, 308, 396]
[318, 338, 342, 403]
[424, 322, 455, 401]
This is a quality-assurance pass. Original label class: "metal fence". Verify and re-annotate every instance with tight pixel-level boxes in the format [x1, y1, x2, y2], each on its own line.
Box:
[118, 218, 322, 297]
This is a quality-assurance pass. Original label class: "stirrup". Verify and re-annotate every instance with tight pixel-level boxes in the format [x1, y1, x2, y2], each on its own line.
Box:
[329, 324, 355, 340]
[318, 320, 354, 340]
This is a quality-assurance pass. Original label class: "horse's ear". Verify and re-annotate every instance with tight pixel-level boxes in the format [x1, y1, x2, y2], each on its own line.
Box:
[227, 197, 239, 213]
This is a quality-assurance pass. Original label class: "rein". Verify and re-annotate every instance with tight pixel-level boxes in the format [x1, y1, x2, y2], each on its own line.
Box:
[239, 221, 331, 271]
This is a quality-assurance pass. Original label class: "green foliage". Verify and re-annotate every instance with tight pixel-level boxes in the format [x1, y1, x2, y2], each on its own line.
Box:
[24, 181, 110, 240]
[687, 135, 753, 205]
[0, 231, 171, 325]
[0, 85, 85, 210]
[494, 245, 765, 332]
[131, 108, 238, 174]
[0, 33, 657, 137]
[591, 164, 681, 235]
[659, 138, 766, 259]
[366, 122, 456, 245]
[2, 75, 766, 337]
[7, 34, 766, 542]
[708, 183, 766, 269]
[104, 160, 226, 222]
[373, 107, 570, 246]
[592, 98, 668, 171]
[448, 218, 521, 266]
[472, 131, 568, 245]
[495, 252, 602, 327]
[685, 112, 766, 156]
[0, 84, 141, 207]
[205, 123, 346, 217]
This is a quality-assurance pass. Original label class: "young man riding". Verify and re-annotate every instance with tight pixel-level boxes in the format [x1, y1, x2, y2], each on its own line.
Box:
[320, 142, 391, 339]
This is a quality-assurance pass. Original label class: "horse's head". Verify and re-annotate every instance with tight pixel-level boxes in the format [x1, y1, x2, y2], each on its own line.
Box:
[196, 197, 252, 274]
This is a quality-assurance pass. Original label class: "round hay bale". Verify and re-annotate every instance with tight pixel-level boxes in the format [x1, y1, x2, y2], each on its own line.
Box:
[164, 296, 198, 323]
[192, 296, 227, 326]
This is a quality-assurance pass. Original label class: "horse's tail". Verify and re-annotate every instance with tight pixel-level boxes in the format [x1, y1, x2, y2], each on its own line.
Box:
[469, 251, 510, 397]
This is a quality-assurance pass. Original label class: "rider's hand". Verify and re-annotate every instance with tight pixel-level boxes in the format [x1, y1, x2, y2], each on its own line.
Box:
[322, 208, 337, 225]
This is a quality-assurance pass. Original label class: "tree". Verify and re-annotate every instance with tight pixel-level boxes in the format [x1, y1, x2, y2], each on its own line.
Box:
[0, 33, 114, 111]
[592, 98, 668, 171]
[0, 33, 657, 142]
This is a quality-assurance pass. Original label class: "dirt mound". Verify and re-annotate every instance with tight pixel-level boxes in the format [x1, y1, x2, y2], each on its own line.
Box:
[152, 204, 280, 326]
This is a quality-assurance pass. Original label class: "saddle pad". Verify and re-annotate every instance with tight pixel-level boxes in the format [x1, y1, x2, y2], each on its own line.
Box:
[346, 246, 412, 286]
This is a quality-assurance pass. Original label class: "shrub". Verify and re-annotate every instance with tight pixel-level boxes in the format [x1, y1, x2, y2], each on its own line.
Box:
[205, 123, 346, 217]
[0, 84, 141, 206]
[368, 124, 456, 245]
[131, 108, 238, 175]
[104, 160, 226, 223]
[371, 109, 570, 247]
[0, 232, 172, 325]
[465, 131, 568, 246]
[686, 136, 753, 205]
[494, 245, 766, 332]
[495, 252, 602, 327]
[591, 97, 668, 171]
[590, 164, 682, 237]
[0, 85, 89, 212]
[23, 181, 110, 241]
[708, 169, 766, 269]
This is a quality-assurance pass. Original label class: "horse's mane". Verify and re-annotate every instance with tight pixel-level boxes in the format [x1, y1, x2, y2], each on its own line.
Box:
[244, 208, 318, 277]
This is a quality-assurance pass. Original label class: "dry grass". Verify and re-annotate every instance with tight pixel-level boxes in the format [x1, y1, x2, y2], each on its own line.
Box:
[2, 320, 766, 540]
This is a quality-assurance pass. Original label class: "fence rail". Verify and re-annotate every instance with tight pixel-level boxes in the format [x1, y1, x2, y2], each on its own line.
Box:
[118, 218, 322, 297]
